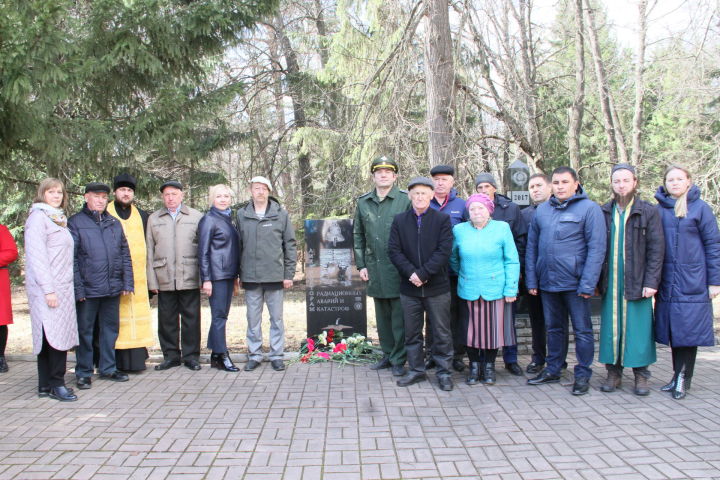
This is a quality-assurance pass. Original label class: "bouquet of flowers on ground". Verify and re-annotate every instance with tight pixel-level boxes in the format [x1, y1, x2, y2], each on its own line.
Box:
[298, 329, 382, 365]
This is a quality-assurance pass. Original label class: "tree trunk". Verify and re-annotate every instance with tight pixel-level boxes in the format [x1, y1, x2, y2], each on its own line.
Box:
[514, 0, 545, 172]
[568, 0, 585, 171]
[423, 0, 455, 168]
[584, 0, 619, 164]
[275, 14, 312, 217]
[631, 0, 647, 166]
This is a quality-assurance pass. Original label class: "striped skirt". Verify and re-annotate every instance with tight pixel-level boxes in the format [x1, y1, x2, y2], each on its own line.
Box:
[465, 298, 516, 349]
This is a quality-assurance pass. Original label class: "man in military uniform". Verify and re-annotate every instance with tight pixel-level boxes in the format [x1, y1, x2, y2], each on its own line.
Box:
[353, 157, 411, 377]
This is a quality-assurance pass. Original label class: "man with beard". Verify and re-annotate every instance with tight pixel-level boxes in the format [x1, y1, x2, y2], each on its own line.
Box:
[107, 173, 154, 372]
[525, 166, 606, 396]
[597, 164, 664, 396]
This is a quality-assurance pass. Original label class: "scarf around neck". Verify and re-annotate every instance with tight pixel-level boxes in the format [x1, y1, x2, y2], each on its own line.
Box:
[31, 202, 67, 227]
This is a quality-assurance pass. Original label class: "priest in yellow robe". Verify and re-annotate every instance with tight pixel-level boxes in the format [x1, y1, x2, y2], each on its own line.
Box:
[107, 173, 154, 371]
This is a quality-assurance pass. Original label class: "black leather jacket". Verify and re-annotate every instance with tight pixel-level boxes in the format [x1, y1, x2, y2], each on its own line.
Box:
[198, 207, 240, 282]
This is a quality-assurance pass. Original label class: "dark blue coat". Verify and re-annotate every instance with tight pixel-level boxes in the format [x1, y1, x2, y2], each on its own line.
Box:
[430, 188, 466, 275]
[525, 186, 606, 295]
[654, 185, 720, 347]
[429, 188, 467, 226]
[198, 207, 241, 282]
[69, 206, 133, 300]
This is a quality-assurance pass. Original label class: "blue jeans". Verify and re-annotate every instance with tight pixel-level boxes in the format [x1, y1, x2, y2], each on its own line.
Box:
[207, 279, 235, 352]
[541, 291, 593, 379]
[76, 296, 120, 377]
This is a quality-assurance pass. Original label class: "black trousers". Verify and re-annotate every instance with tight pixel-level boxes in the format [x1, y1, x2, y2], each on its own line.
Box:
[37, 329, 68, 388]
[526, 293, 546, 365]
[425, 276, 465, 360]
[671, 346, 697, 379]
[158, 289, 201, 363]
[401, 292, 453, 376]
[0, 325, 7, 356]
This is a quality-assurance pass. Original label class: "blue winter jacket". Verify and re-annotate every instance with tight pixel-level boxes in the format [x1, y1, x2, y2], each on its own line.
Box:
[525, 186, 606, 295]
[69, 205, 134, 300]
[654, 185, 720, 347]
[450, 220, 519, 301]
[429, 188, 467, 226]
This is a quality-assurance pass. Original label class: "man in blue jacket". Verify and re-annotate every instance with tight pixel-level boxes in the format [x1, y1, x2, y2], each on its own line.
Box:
[388, 177, 454, 391]
[427, 165, 467, 372]
[69, 182, 134, 390]
[525, 167, 606, 395]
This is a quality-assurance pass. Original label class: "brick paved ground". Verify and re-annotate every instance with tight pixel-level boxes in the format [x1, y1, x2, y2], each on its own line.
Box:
[0, 347, 719, 480]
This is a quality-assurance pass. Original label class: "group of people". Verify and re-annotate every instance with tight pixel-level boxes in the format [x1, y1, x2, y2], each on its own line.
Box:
[12, 174, 296, 402]
[354, 158, 720, 399]
[1, 159, 716, 402]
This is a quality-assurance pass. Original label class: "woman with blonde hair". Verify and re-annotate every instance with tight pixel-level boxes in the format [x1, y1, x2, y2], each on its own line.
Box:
[198, 184, 241, 371]
[25, 178, 79, 401]
[654, 165, 720, 399]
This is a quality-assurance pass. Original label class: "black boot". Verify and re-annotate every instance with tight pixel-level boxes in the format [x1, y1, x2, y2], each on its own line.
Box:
[660, 373, 677, 392]
[210, 353, 222, 369]
[482, 362, 496, 385]
[219, 352, 240, 372]
[0, 355, 7, 373]
[672, 372, 686, 400]
[466, 362, 481, 385]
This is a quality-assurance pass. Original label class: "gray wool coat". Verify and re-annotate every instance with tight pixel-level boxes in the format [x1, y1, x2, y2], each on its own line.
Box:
[24, 208, 79, 355]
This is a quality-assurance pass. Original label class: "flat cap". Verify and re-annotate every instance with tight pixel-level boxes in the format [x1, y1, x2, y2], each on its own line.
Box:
[113, 173, 137, 191]
[84, 182, 111, 194]
[160, 181, 183, 192]
[474, 173, 497, 188]
[430, 165, 454, 176]
[611, 163, 636, 176]
[249, 176, 272, 191]
[371, 156, 398, 173]
[407, 177, 434, 190]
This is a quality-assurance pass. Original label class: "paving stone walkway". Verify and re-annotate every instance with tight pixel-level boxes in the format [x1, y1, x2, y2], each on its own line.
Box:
[0, 347, 719, 480]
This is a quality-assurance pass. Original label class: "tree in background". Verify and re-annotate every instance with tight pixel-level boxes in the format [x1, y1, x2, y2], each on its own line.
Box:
[0, 0, 278, 215]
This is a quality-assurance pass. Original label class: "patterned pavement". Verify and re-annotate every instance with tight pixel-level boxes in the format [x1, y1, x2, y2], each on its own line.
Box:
[0, 347, 719, 480]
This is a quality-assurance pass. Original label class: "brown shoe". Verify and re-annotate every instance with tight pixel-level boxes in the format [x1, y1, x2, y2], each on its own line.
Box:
[600, 369, 621, 392]
[634, 372, 650, 396]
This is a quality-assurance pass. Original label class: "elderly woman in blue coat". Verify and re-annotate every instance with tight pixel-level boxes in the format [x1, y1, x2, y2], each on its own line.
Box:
[655, 165, 720, 399]
[450, 194, 520, 385]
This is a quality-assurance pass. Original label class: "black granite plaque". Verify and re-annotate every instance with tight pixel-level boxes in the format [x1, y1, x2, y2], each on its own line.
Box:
[304, 219, 367, 337]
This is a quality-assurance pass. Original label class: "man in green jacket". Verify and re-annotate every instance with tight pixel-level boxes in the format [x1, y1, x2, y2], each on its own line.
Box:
[353, 157, 411, 376]
[237, 176, 297, 372]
